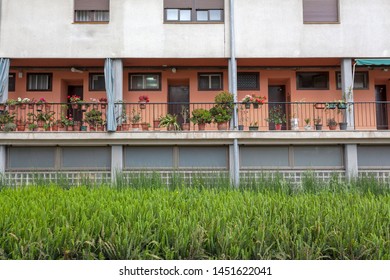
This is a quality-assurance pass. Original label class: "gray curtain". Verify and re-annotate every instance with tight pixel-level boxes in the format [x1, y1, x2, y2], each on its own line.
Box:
[104, 58, 117, 131]
[0, 58, 10, 104]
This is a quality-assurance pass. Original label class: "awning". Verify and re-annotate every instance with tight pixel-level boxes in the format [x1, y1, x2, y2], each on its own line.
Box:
[355, 59, 390, 66]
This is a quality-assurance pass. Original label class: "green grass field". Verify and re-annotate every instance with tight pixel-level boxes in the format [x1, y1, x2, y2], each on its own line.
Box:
[0, 175, 389, 260]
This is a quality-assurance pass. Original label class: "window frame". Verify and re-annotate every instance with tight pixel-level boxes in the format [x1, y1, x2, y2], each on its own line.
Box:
[164, 0, 224, 23]
[26, 73, 53, 92]
[336, 71, 369, 90]
[165, 8, 192, 22]
[89, 73, 106, 92]
[198, 72, 223, 91]
[8, 73, 15, 92]
[296, 72, 329, 90]
[237, 72, 260, 91]
[128, 73, 162, 91]
[196, 9, 224, 22]
[74, 0, 110, 23]
[302, 0, 340, 24]
[74, 10, 110, 23]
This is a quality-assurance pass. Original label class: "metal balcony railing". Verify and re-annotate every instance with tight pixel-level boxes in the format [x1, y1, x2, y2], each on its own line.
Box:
[0, 101, 388, 132]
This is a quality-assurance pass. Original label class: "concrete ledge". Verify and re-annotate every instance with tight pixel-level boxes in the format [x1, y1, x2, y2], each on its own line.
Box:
[2, 131, 390, 146]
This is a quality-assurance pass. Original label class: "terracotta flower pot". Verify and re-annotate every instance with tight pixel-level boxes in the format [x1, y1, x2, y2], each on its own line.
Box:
[275, 124, 282, 130]
[217, 122, 229, 130]
[181, 123, 190, 131]
[198, 123, 206, 131]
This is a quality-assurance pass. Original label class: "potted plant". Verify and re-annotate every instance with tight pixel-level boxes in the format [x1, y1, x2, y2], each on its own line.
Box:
[99, 97, 108, 109]
[159, 114, 180, 131]
[215, 91, 234, 106]
[28, 123, 38, 132]
[266, 105, 286, 130]
[16, 119, 26, 131]
[190, 108, 212, 131]
[85, 109, 103, 131]
[327, 118, 338, 130]
[210, 105, 232, 130]
[36, 97, 47, 111]
[252, 94, 266, 109]
[314, 117, 322, 130]
[69, 95, 81, 109]
[130, 109, 141, 130]
[241, 95, 253, 109]
[138, 95, 150, 109]
[0, 111, 16, 132]
[141, 122, 150, 131]
[16, 97, 30, 110]
[249, 122, 259, 131]
[339, 121, 348, 130]
[6, 99, 17, 111]
[304, 118, 312, 130]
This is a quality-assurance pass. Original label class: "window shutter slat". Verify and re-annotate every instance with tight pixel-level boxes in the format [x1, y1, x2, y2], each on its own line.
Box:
[303, 0, 338, 22]
[195, 0, 224, 9]
[164, 0, 193, 9]
[75, 0, 109, 11]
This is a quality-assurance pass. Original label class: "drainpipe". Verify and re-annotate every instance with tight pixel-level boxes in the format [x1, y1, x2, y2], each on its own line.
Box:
[229, 0, 240, 188]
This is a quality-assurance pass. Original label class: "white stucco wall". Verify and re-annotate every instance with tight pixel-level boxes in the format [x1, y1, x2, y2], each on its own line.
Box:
[235, 0, 390, 58]
[1, 0, 390, 59]
[0, 0, 228, 58]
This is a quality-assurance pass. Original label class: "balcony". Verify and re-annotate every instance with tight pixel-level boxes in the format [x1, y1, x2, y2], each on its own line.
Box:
[0, 101, 388, 133]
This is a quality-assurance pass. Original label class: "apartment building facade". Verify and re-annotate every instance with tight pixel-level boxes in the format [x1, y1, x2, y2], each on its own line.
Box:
[1, 0, 390, 184]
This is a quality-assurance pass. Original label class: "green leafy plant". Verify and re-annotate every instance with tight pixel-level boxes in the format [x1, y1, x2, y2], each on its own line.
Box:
[0, 111, 16, 131]
[85, 109, 103, 127]
[210, 105, 232, 124]
[159, 114, 180, 130]
[190, 108, 212, 125]
[266, 105, 286, 125]
[130, 109, 141, 124]
[327, 118, 338, 127]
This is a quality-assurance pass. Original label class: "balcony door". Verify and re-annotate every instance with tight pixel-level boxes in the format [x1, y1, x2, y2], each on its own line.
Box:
[168, 82, 189, 125]
[375, 85, 388, 130]
[268, 85, 287, 130]
[68, 86, 83, 122]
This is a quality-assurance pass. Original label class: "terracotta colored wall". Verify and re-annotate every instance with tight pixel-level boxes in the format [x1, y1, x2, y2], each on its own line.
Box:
[8, 65, 390, 131]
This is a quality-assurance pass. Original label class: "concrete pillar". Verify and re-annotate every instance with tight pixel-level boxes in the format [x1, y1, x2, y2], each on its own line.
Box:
[341, 58, 354, 130]
[229, 145, 235, 183]
[344, 144, 358, 181]
[111, 145, 123, 183]
[112, 59, 123, 102]
[0, 146, 6, 175]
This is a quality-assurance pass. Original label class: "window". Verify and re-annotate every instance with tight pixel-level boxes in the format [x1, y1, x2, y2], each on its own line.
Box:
[303, 0, 339, 23]
[165, 9, 192, 21]
[336, 72, 368, 90]
[89, 73, 106, 91]
[198, 73, 223, 90]
[296, 72, 329, 90]
[27, 73, 52, 91]
[129, 73, 161, 91]
[8, 73, 15, 92]
[196, 9, 223, 21]
[237, 72, 259, 90]
[164, 0, 224, 23]
[74, 0, 109, 23]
